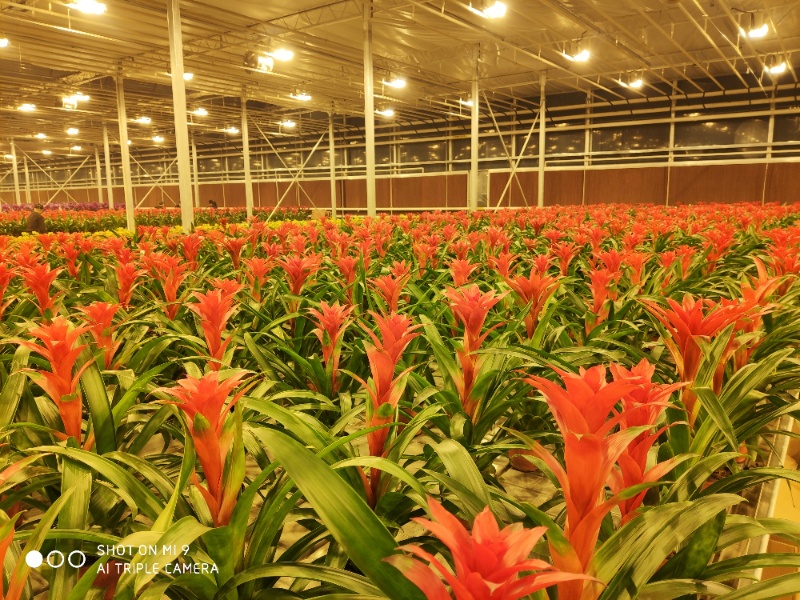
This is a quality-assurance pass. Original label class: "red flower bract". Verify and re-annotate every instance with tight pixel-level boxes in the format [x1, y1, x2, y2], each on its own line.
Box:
[386, 497, 588, 600]
[17, 317, 92, 441]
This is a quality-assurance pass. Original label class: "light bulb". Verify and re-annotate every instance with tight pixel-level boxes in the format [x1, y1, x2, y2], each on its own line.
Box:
[71, 145, 82, 151]
[0, 38, 9, 48]
[382, 77, 406, 89]
[280, 119, 296, 128]
[225, 127, 239, 134]
[152, 135, 164, 143]
[35, 133, 47, 139]
[67, 127, 79, 135]
[68, 0, 106, 14]
[17, 103, 36, 112]
[42, 150, 52, 155]
[291, 92, 312, 101]
[270, 48, 293, 61]
[135, 116, 152, 124]
[468, 1, 506, 19]
[376, 108, 395, 117]
[192, 107, 208, 116]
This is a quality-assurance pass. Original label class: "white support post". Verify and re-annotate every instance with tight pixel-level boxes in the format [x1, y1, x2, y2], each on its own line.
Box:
[329, 111, 337, 217]
[23, 156, 32, 205]
[469, 45, 480, 211]
[241, 91, 254, 217]
[102, 123, 114, 209]
[166, 0, 194, 232]
[10, 142, 21, 206]
[666, 91, 676, 207]
[191, 135, 200, 207]
[115, 76, 136, 230]
[94, 147, 103, 205]
[363, 0, 376, 216]
[537, 73, 546, 208]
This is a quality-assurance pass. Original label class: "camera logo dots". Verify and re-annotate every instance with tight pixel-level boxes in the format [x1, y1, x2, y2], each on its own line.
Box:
[24, 550, 86, 569]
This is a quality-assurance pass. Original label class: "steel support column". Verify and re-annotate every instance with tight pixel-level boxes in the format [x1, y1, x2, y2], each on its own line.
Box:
[167, 0, 194, 232]
[191, 135, 200, 207]
[115, 76, 135, 230]
[102, 123, 114, 209]
[23, 156, 31, 205]
[94, 147, 103, 205]
[469, 45, 479, 211]
[10, 142, 21, 206]
[328, 111, 337, 217]
[363, 0, 376, 216]
[537, 74, 546, 208]
[241, 92, 254, 217]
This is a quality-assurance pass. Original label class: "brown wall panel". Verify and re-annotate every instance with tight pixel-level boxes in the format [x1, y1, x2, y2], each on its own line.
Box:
[393, 175, 446, 209]
[160, 186, 180, 207]
[489, 171, 536, 207]
[256, 182, 278, 207]
[543, 171, 579, 206]
[585, 167, 667, 205]
[297, 180, 331, 209]
[342, 179, 366, 209]
[222, 183, 246, 207]
[378, 179, 392, 209]
[669, 163, 766, 204]
[764, 163, 800, 204]
[199, 183, 225, 208]
[447, 174, 468, 208]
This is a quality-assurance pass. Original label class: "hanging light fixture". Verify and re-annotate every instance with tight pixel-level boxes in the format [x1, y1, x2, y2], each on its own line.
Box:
[740, 12, 769, 39]
[224, 126, 240, 134]
[17, 103, 36, 112]
[35, 133, 47, 139]
[0, 38, 9, 48]
[134, 116, 152, 124]
[152, 135, 164, 143]
[192, 107, 208, 117]
[67, 127, 79, 135]
[467, 0, 506, 19]
[42, 149, 52, 155]
[68, 0, 106, 14]
[279, 119, 296, 128]
[291, 90, 312, 101]
[765, 54, 787, 75]
[376, 107, 395, 117]
[458, 98, 474, 107]
[562, 40, 590, 62]
[382, 74, 406, 89]
[619, 72, 644, 89]
[71, 145, 82, 151]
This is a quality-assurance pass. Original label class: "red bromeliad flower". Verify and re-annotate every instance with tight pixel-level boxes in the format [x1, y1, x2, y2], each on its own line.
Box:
[357, 312, 419, 502]
[489, 252, 519, 278]
[150, 255, 189, 320]
[181, 233, 204, 270]
[61, 244, 81, 278]
[552, 242, 580, 276]
[642, 294, 752, 426]
[21, 263, 62, 317]
[156, 372, 250, 526]
[79, 302, 122, 370]
[307, 301, 354, 392]
[279, 253, 322, 313]
[524, 366, 644, 594]
[221, 236, 248, 269]
[188, 285, 242, 370]
[370, 273, 411, 312]
[334, 255, 360, 304]
[17, 317, 92, 442]
[113, 262, 146, 308]
[243, 257, 273, 302]
[609, 360, 685, 523]
[623, 251, 651, 286]
[587, 268, 619, 331]
[445, 285, 507, 418]
[0, 264, 16, 321]
[505, 269, 561, 338]
[450, 259, 477, 287]
[386, 497, 588, 600]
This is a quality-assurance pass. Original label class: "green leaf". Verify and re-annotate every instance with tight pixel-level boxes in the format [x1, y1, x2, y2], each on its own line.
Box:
[0, 346, 30, 427]
[432, 439, 495, 519]
[255, 428, 424, 600]
[692, 387, 738, 451]
[638, 579, 732, 600]
[213, 563, 384, 599]
[715, 572, 800, 600]
[78, 344, 116, 454]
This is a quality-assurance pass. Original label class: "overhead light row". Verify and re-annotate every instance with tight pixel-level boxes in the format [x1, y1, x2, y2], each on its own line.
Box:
[467, 1, 506, 19]
[68, 0, 106, 14]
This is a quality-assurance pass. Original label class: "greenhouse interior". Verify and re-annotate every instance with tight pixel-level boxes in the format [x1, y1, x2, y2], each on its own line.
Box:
[1, 0, 800, 599]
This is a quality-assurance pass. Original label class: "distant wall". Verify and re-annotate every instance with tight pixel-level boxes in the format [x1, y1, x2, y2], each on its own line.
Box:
[1, 162, 797, 209]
